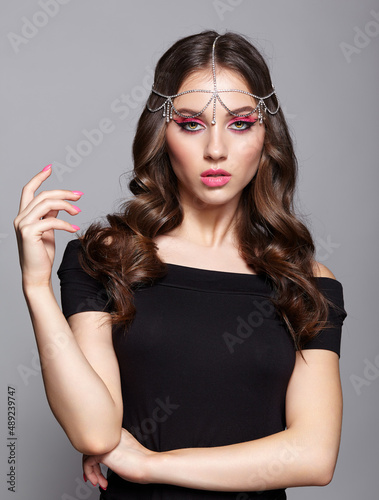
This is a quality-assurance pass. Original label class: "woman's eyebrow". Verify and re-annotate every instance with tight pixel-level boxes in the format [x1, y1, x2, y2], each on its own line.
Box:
[229, 106, 256, 115]
[174, 108, 203, 116]
[174, 105, 256, 117]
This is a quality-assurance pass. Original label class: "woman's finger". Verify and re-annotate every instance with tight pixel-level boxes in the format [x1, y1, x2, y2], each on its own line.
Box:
[19, 217, 80, 239]
[16, 188, 84, 223]
[93, 463, 108, 490]
[14, 165, 84, 289]
[83, 457, 99, 486]
[41, 209, 60, 220]
[83, 457, 108, 489]
[17, 199, 81, 230]
[17, 164, 53, 214]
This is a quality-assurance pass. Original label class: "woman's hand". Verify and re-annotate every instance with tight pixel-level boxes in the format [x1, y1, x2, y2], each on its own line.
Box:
[83, 428, 156, 488]
[82, 455, 109, 491]
[13, 164, 83, 289]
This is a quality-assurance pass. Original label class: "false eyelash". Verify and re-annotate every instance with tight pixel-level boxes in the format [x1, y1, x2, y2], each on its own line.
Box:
[228, 116, 257, 125]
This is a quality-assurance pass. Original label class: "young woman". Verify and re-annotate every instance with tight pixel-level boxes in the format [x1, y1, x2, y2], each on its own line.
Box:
[14, 31, 347, 499]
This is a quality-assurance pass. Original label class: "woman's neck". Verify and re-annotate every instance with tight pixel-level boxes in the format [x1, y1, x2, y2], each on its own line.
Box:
[169, 195, 242, 248]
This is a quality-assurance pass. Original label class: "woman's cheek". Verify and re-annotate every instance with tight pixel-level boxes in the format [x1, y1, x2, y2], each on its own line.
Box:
[170, 140, 196, 164]
[238, 142, 262, 165]
[166, 131, 190, 164]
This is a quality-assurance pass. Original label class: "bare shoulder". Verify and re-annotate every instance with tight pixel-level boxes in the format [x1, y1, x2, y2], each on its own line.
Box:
[312, 261, 337, 280]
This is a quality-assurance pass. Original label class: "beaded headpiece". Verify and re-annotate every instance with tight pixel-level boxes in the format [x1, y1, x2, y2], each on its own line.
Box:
[146, 35, 280, 125]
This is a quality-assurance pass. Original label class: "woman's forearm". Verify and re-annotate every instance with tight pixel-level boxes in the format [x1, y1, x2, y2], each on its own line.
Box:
[23, 285, 121, 454]
[146, 428, 334, 491]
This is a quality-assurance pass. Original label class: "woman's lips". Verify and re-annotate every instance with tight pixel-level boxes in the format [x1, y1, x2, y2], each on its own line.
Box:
[201, 169, 231, 177]
[200, 169, 231, 187]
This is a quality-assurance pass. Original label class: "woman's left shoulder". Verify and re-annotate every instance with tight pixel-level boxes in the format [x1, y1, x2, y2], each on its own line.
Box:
[311, 261, 337, 280]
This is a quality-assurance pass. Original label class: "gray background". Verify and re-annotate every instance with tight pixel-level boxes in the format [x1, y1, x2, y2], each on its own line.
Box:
[1, 0, 378, 498]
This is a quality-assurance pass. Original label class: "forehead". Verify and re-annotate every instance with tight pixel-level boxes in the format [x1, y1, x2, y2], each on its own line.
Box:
[175, 67, 258, 112]
[178, 67, 251, 93]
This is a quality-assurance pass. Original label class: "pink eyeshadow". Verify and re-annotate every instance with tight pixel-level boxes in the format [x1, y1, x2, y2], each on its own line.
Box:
[174, 117, 204, 125]
[229, 116, 257, 124]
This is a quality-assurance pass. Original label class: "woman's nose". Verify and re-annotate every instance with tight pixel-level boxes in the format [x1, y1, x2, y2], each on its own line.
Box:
[203, 126, 228, 161]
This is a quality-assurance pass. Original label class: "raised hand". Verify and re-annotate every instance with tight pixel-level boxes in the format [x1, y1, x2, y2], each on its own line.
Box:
[13, 164, 83, 289]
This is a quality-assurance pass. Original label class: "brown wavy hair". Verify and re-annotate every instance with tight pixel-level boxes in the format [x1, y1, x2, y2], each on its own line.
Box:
[76, 30, 333, 353]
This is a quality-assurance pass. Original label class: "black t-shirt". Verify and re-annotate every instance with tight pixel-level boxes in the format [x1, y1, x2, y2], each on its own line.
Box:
[57, 238, 347, 500]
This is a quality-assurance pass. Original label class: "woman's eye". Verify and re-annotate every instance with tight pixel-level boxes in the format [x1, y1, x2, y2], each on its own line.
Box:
[229, 120, 254, 130]
[175, 120, 203, 132]
[187, 122, 201, 130]
[184, 121, 203, 131]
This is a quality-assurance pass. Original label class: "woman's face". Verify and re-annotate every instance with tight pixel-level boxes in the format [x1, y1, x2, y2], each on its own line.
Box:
[165, 67, 266, 210]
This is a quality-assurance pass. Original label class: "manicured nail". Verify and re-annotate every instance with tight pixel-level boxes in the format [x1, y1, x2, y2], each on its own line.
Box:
[42, 164, 52, 172]
[72, 205, 81, 213]
[72, 191, 84, 196]
[83, 473, 87, 483]
[71, 225, 80, 231]
[100, 486, 107, 491]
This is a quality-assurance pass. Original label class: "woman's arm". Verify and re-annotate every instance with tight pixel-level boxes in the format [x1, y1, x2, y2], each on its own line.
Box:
[25, 292, 123, 455]
[15, 167, 123, 455]
[84, 348, 342, 490]
[145, 348, 342, 490]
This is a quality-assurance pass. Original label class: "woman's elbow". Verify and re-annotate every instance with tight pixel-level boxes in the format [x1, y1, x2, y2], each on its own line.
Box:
[70, 428, 122, 456]
[316, 463, 336, 487]
[311, 452, 338, 486]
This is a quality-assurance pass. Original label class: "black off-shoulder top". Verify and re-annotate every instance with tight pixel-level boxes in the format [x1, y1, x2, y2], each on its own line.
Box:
[57, 239, 347, 500]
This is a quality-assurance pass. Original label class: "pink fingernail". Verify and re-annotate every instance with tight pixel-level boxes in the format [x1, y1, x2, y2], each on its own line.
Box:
[100, 486, 107, 491]
[72, 191, 84, 196]
[83, 473, 87, 483]
[72, 205, 81, 212]
[71, 225, 80, 231]
[42, 164, 52, 172]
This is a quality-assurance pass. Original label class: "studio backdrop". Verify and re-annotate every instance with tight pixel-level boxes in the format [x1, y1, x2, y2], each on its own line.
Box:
[1, 1, 378, 499]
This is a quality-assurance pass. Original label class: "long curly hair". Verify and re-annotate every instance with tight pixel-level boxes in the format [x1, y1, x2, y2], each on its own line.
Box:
[77, 30, 332, 353]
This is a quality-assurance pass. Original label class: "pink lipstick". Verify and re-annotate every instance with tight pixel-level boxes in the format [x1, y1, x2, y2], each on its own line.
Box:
[200, 169, 231, 187]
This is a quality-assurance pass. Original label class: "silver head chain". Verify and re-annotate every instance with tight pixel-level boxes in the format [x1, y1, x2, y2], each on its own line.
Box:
[146, 35, 280, 125]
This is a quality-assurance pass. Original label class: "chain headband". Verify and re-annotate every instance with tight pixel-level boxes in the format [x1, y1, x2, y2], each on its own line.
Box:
[147, 35, 280, 125]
